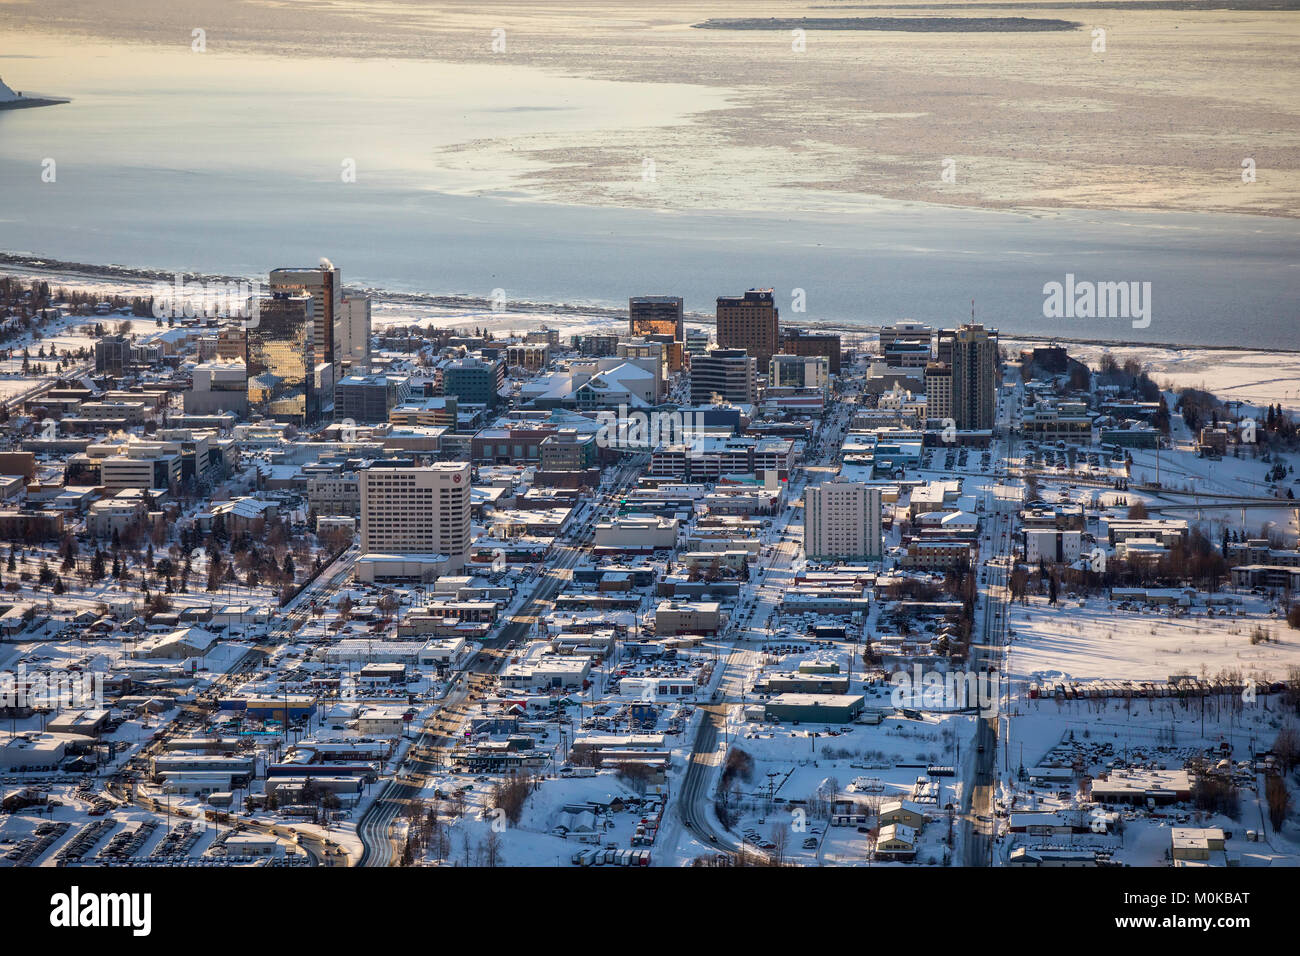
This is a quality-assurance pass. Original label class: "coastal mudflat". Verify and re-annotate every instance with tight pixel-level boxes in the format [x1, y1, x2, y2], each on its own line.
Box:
[5, 0, 1297, 218]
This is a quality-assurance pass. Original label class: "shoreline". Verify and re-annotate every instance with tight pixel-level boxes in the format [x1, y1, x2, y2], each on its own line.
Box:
[2, 251, 1297, 356]
[692, 16, 1084, 30]
[0, 96, 69, 111]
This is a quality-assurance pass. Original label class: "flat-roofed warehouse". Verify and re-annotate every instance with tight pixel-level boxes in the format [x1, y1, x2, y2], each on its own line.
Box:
[763, 693, 865, 724]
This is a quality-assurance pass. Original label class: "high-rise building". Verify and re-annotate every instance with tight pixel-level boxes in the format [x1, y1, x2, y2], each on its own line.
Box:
[215, 326, 248, 363]
[880, 321, 933, 351]
[950, 323, 998, 430]
[690, 348, 756, 405]
[95, 335, 131, 376]
[780, 328, 842, 375]
[924, 361, 953, 425]
[340, 294, 371, 374]
[336, 373, 411, 424]
[684, 329, 711, 357]
[716, 289, 779, 372]
[359, 462, 471, 570]
[617, 338, 668, 399]
[185, 360, 249, 416]
[769, 354, 829, 391]
[883, 340, 932, 369]
[246, 292, 318, 426]
[804, 480, 883, 561]
[629, 295, 684, 341]
[645, 334, 685, 374]
[269, 264, 343, 403]
[936, 328, 956, 366]
[442, 356, 505, 408]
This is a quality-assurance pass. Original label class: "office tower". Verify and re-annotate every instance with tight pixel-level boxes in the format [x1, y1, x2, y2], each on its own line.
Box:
[716, 288, 779, 371]
[769, 354, 829, 390]
[879, 320, 933, 352]
[684, 329, 711, 357]
[185, 361, 249, 416]
[215, 325, 248, 363]
[95, 335, 131, 376]
[246, 292, 318, 426]
[950, 323, 998, 430]
[629, 295, 685, 341]
[883, 340, 933, 369]
[617, 338, 668, 398]
[336, 373, 411, 424]
[340, 294, 372, 373]
[269, 264, 342, 403]
[781, 327, 842, 375]
[804, 480, 883, 561]
[936, 328, 956, 366]
[690, 347, 756, 404]
[442, 356, 505, 408]
[645, 334, 685, 374]
[924, 361, 953, 425]
[359, 462, 471, 570]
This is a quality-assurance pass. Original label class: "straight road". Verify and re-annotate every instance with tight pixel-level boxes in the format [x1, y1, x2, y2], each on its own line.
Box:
[357, 456, 648, 866]
[961, 420, 1019, 866]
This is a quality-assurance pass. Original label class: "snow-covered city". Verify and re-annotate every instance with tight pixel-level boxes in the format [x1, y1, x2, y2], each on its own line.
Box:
[0, 272, 1294, 885]
[3, 0, 1296, 938]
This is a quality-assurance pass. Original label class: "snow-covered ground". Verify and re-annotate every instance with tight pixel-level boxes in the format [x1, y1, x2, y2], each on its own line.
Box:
[995, 697, 1300, 867]
[1006, 593, 1299, 688]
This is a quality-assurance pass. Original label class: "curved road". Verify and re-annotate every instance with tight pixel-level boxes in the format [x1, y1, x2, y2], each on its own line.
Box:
[674, 401, 854, 863]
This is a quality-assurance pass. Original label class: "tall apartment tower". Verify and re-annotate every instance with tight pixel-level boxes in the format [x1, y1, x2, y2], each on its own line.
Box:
[359, 462, 471, 571]
[716, 289, 779, 372]
[950, 323, 998, 430]
[924, 361, 953, 425]
[246, 292, 318, 426]
[629, 295, 685, 342]
[269, 264, 343, 406]
[804, 480, 883, 561]
[690, 347, 756, 405]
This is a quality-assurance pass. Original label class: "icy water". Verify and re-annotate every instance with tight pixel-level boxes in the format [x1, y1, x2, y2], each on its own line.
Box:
[2, 34, 1298, 348]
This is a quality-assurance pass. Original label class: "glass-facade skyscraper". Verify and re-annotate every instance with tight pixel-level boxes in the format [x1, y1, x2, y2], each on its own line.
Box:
[246, 292, 318, 426]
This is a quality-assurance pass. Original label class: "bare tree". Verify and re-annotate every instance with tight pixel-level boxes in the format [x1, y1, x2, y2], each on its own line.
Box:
[768, 824, 788, 866]
[483, 829, 504, 868]
[1273, 724, 1300, 773]
[1266, 775, 1292, 833]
